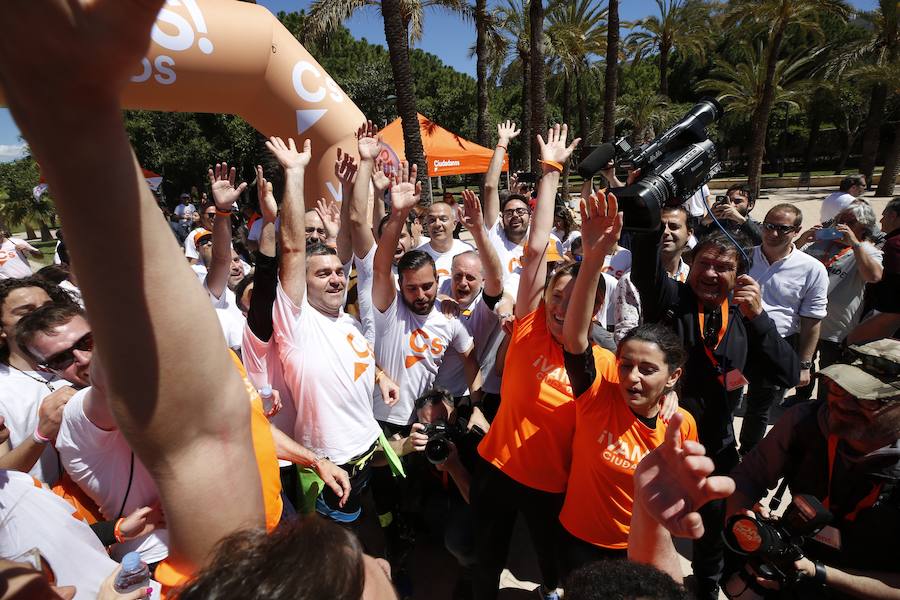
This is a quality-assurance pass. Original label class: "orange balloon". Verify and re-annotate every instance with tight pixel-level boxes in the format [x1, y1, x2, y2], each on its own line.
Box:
[0, 0, 364, 207]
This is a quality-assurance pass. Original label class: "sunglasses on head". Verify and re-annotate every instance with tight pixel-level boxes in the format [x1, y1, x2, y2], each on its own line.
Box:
[39, 332, 93, 371]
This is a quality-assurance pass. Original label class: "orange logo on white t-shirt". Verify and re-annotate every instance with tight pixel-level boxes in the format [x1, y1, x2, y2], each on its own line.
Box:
[0, 249, 18, 266]
[405, 328, 446, 368]
[508, 256, 522, 273]
[346, 333, 372, 381]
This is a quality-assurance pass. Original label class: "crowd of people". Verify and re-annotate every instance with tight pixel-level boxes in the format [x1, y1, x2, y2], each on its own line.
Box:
[1, 3, 900, 600]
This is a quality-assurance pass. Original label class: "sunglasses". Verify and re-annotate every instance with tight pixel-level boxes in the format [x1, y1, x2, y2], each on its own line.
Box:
[40, 332, 94, 371]
[762, 222, 798, 234]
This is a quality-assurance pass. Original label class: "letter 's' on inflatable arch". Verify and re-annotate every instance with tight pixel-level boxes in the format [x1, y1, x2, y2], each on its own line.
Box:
[0, 0, 365, 207]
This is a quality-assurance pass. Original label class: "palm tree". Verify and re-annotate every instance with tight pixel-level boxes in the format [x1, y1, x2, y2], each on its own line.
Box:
[529, 0, 546, 173]
[603, 0, 620, 142]
[493, 0, 532, 168]
[724, 0, 851, 197]
[475, 0, 490, 147]
[613, 93, 672, 143]
[625, 0, 709, 97]
[872, 65, 900, 196]
[825, 0, 899, 187]
[308, 0, 470, 203]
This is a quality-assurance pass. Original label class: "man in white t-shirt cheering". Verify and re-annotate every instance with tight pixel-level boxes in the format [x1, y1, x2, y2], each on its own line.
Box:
[418, 197, 473, 284]
[266, 136, 381, 525]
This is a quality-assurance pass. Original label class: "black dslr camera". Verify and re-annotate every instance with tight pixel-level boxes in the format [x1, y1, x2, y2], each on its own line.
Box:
[577, 98, 723, 232]
[419, 403, 485, 465]
[722, 494, 833, 598]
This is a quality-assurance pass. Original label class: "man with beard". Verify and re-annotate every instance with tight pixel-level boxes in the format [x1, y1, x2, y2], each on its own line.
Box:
[726, 338, 900, 600]
[694, 183, 763, 246]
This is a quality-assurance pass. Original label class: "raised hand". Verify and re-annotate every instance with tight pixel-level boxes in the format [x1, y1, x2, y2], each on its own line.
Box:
[389, 161, 421, 212]
[578, 189, 623, 262]
[537, 124, 581, 165]
[256, 165, 278, 223]
[334, 148, 358, 188]
[733, 275, 763, 319]
[265, 136, 311, 172]
[497, 120, 521, 143]
[315, 198, 341, 241]
[458, 189, 486, 232]
[357, 120, 381, 161]
[634, 412, 735, 539]
[208, 162, 247, 212]
[119, 502, 166, 541]
[372, 159, 392, 194]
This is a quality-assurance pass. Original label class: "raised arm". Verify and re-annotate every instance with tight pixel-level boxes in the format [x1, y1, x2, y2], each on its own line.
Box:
[205, 162, 246, 300]
[351, 121, 380, 259]
[246, 166, 279, 342]
[267, 136, 312, 306]
[373, 161, 420, 312]
[562, 190, 622, 355]
[256, 165, 278, 259]
[516, 124, 581, 319]
[333, 149, 356, 265]
[483, 120, 520, 226]
[459, 190, 503, 298]
[0, 0, 267, 573]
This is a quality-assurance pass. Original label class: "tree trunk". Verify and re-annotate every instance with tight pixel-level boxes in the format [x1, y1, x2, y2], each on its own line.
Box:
[658, 43, 670, 97]
[475, 0, 489, 148]
[529, 0, 545, 174]
[603, 0, 620, 142]
[561, 74, 572, 195]
[576, 68, 589, 146]
[382, 0, 431, 204]
[835, 130, 853, 175]
[875, 121, 900, 197]
[746, 23, 786, 198]
[24, 223, 36, 240]
[39, 221, 53, 242]
[859, 83, 887, 188]
[803, 112, 821, 172]
[520, 47, 532, 171]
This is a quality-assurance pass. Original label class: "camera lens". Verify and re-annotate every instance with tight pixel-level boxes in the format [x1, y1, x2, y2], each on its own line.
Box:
[425, 438, 451, 464]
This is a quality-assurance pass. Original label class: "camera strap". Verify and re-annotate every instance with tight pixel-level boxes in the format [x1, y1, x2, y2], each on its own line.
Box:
[820, 247, 853, 269]
[824, 435, 882, 522]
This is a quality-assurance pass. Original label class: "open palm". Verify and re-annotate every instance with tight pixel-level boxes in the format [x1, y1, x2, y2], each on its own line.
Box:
[579, 190, 623, 262]
[266, 136, 311, 171]
[537, 123, 581, 164]
[208, 162, 247, 211]
[357, 120, 381, 161]
[390, 161, 421, 211]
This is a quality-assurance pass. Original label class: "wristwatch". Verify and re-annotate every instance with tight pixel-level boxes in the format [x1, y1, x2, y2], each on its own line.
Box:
[813, 560, 827, 585]
[800, 361, 813, 370]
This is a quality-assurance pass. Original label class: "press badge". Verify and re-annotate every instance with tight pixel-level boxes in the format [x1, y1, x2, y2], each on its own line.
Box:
[812, 525, 842, 550]
[720, 368, 749, 392]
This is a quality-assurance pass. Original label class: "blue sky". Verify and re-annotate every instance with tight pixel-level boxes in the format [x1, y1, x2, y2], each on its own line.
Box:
[0, 0, 879, 161]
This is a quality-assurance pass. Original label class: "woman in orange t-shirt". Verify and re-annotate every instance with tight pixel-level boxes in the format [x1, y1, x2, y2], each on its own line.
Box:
[558, 191, 697, 578]
[473, 125, 617, 600]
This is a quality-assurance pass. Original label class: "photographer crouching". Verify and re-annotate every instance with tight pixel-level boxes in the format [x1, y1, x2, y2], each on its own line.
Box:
[403, 388, 490, 596]
[723, 339, 900, 599]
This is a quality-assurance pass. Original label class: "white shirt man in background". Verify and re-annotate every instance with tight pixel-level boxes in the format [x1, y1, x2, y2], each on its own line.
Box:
[820, 174, 866, 224]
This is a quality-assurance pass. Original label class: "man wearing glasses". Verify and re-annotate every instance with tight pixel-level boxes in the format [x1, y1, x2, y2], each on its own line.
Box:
[726, 338, 900, 600]
[740, 204, 829, 454]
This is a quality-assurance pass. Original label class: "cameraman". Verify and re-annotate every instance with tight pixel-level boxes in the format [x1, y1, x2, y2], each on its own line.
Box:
[694, 184, 763, 246]
[726, 339, 900, 599]
[403, 388, 490, 594]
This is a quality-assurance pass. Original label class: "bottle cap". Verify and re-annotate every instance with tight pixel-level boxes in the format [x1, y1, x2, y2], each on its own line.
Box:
[121, 552, 142, 572]
[260, 385, 272, 397]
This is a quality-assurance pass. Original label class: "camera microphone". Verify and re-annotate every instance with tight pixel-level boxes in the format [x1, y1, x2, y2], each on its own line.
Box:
[576, 143, 617, 179]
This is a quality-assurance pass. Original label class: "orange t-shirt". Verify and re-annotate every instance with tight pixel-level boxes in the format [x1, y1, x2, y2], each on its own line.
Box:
[478, 303, 617, 493]
[559, 375, 697, 549]
[155, 351, 282, 594]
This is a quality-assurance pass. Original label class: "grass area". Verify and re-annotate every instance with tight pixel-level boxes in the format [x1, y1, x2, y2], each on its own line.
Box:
[29, 240, 57, 269]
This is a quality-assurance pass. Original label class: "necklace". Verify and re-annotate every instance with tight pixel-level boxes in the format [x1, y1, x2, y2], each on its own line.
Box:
[6, 362, 54, 390]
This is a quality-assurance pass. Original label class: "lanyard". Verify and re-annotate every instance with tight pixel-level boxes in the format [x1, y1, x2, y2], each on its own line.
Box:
[823, 435, 882, 522]
[821, 246, 853, 269]
[697, 300, 728, 371]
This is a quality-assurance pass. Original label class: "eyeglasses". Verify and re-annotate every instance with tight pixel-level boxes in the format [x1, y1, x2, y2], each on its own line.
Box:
[503, 208, 529, 218]
[40, 332, 93, 371]
[762, 222, 798, 234]
[204, 212, 216, 219]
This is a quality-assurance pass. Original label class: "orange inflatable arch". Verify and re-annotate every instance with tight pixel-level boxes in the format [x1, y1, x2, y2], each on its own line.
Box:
[0, 0, 365, 207]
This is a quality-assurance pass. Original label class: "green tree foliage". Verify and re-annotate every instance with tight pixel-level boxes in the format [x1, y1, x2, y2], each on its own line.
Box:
[0, 157, 56, 240]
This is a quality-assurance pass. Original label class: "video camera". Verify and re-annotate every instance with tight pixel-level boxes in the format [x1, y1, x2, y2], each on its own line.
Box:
[419, 404, 485, 465]
[577, 98, 724, 232]
[722, 494, 833, 598]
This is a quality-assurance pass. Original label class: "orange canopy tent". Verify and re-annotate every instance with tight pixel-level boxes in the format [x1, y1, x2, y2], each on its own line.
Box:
[379, 113, 508, 177]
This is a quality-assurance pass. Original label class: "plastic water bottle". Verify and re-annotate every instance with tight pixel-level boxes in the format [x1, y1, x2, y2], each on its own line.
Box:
[259, 385, 274, 414]
[114, 552, 151, 593]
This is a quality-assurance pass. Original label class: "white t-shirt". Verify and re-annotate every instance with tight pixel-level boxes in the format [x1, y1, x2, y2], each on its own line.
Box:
[373, 294, 474, 425]
[241, 324, 297, 440]
[206, 283, 246, 351]
[820, 191, 857, 224]
[183, 227, 206, 260]
[416, 238, 474, 287]
[486, 218, 564, 300]
[55, 388, 170, 564]
[681, 184, 711, 218]
[749, 245, 829, 338]
[273, 283, 381, 465]
[434, 292, 503, 396]
[553, 229, 581, 254]
[613, 261, 690, 343]
[248, 217, 280, 242]
[0, 238, 33, 279]
[0, 470, 160, 600]
[174, 202, 195, 221]
[593, 272, 620, 328]
[59, 279, 84, 308]
[602, 247, 632, 280]
[0, 365, 67, 485]
[354, 244, 399, 346]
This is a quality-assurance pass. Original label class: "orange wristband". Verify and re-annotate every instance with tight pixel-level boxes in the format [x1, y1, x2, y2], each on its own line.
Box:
[114, 518, 126, 544]
[539, 159, 563, 172]
[215, 208, 233, 217]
